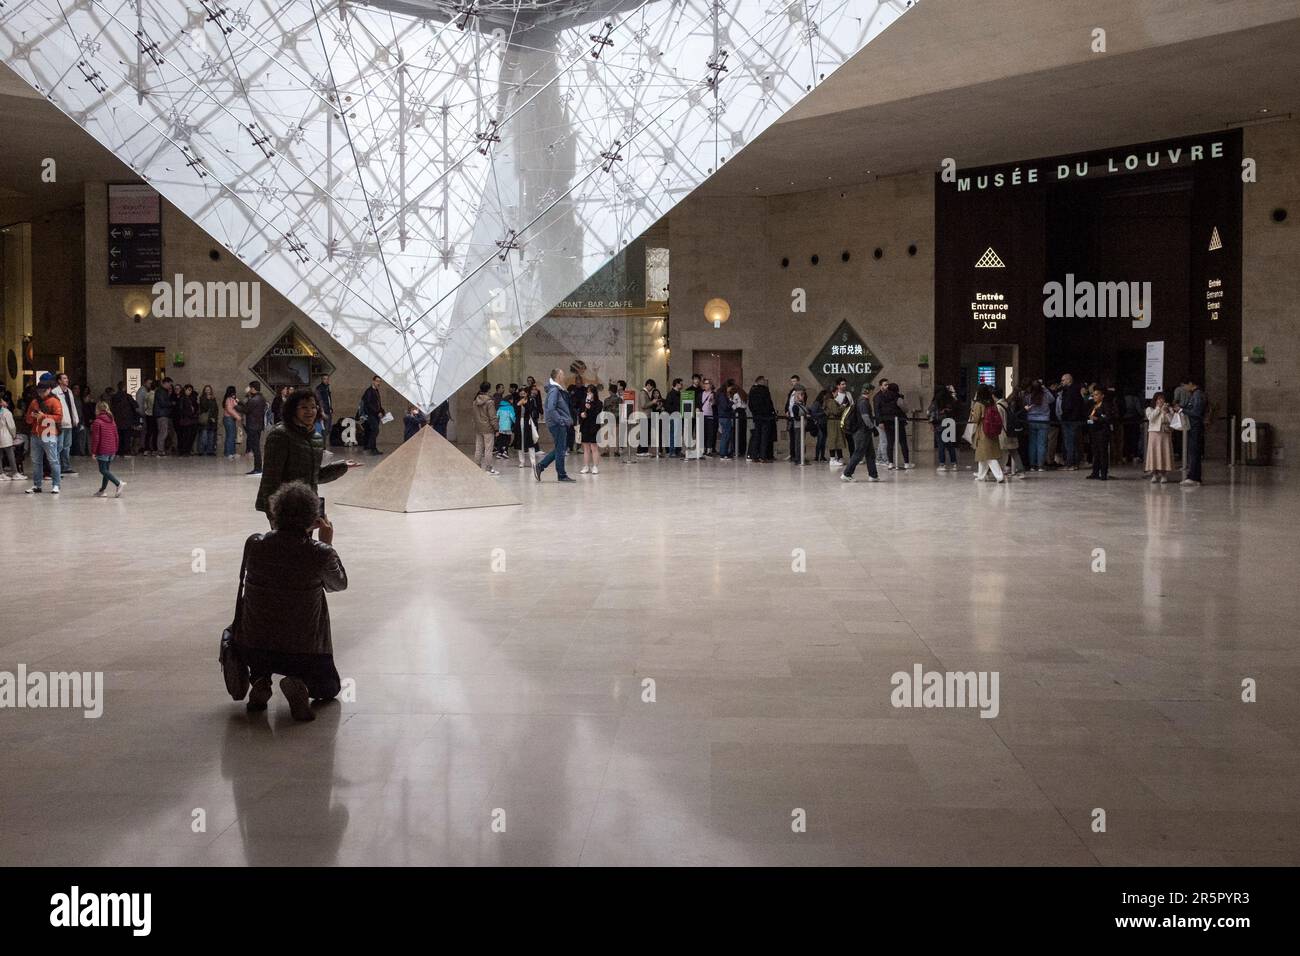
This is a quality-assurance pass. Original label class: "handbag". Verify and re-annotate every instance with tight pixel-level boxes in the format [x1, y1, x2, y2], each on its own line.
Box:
[962, 422, 978, 446]
[219, 538, 253, 701]
[1168, 410, 1186, 431]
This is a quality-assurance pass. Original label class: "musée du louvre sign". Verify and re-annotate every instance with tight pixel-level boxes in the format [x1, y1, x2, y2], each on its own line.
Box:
[945, 139, 1227, 192]
[813, 321, 882, 392]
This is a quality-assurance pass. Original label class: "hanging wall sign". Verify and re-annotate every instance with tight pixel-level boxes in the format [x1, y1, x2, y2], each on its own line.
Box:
[107, 184, 162, 285]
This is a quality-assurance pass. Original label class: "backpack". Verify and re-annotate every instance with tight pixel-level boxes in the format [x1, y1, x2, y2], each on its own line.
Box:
[840, 402, 861, 435]
[1007, 403, 1027, 435]
[982, 403, 1003, 439]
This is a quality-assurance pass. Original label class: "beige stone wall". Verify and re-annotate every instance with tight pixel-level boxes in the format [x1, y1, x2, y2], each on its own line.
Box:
[669, 173, 936, 406]
[83, 182, 403, 448]
[1242, 119, 1299, 462]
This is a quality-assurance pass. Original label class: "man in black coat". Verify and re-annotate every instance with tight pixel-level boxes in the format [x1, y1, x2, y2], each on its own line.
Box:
[315, 374, 334, 439]
[1056, 372, 1085, 470]
[109, 382, 137, 456]
[747, 376, 776, 462]
[361, 376, 385, 455]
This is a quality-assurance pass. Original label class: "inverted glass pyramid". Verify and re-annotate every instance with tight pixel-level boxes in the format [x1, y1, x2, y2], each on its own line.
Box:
[0, 0, 911, 404]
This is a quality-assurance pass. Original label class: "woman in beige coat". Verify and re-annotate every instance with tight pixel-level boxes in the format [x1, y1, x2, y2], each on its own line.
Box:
[1144, 391, 1174, 483]
[968, 385, 1006, 483]
[821, 388, 847, 467]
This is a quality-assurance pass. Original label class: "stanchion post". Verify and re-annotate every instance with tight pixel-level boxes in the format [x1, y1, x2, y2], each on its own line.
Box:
[1230, 415, 1237, 467]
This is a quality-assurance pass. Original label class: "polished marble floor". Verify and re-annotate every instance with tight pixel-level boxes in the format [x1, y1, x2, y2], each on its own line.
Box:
[1, 447, 1298, 866]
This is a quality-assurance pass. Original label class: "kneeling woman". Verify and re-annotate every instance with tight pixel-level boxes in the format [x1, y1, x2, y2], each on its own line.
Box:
[237, 481, 347, 721]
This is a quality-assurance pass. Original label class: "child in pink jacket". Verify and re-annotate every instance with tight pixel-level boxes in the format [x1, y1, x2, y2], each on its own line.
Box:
[90, 402, 125, 498]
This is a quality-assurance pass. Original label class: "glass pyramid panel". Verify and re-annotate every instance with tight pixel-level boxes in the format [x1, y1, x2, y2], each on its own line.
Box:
[0, 0, 912, 404]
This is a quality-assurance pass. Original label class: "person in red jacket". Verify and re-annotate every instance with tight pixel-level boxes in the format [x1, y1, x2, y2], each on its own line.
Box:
[25, 374, 63, 494]
[90, 401, 125, 498]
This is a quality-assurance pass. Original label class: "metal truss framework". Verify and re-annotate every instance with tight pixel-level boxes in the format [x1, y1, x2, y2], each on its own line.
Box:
[0, 0, 911, 404]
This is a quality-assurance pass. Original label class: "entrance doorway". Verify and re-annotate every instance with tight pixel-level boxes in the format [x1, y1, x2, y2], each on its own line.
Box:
[112, 346, 166, 389]
[1204, 338, 1228, 459]
[958, 344, 1018, 404]
[691, 349, 742, 390]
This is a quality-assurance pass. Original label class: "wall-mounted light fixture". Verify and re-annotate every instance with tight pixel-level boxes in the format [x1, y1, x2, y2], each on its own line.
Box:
[704, 297, 731, 329]
[123, 291, 152, 322]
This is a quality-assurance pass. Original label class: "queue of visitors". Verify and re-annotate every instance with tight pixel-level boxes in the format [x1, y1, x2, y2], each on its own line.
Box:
[2, 365, 1213, 496]
[2, 372, 390, 497]
[445, 368, 1211, 487]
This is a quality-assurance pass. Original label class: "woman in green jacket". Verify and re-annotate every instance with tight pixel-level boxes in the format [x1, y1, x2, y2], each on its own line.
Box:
[255, 387, 361, 522]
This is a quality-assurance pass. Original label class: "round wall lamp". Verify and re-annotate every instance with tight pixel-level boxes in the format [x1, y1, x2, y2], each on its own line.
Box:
[780, 257, 790, 268]
[123, 291, 152, 322]
[873, 247, 884, 260]
[841, 250, 851, 262]
[704, 297, 731, 329]
[810, 254, 820, 265]
[907, 243, 918, 257]
[1272, 208, 1288, 223]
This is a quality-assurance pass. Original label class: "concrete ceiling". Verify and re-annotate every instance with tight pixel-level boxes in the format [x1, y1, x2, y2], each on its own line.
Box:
[700, 0, 1300, 196]
[0, 69, 135, 221]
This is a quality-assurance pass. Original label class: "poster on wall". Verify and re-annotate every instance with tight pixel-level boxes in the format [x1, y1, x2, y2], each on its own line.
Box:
[528, 316, 627, 390]
[1144, 341, 1164, 398]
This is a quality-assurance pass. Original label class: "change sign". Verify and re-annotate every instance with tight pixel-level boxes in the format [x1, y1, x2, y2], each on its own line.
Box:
[812, 320, 883, 396]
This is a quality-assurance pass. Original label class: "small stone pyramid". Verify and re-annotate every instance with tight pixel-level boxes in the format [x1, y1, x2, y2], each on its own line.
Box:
[334, 426, 521, 513]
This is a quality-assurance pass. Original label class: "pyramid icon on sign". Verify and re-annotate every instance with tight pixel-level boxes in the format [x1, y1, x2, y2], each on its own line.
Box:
[1208, 226, 1223, 251]
[975, 246, 1006, 268]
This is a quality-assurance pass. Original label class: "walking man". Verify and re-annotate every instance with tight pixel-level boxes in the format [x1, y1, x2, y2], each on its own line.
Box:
[533, 368, 575, 483]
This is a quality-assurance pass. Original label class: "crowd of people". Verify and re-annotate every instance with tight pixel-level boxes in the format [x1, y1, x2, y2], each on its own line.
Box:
[1, 363, 1211, 498]
[435, 368, 1210, 487]
[0, 371, 400, 495]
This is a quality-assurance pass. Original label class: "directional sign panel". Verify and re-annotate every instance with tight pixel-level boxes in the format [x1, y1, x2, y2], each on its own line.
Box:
[107, 184, 162, 285]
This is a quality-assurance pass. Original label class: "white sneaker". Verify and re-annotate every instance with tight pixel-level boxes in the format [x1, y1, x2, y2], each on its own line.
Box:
[902, 463, 913, 470]
[937, 466, 946, 472]
[579, 466, 590, 474]
[115, 482, 125, 498]
[488, 468, 500, 476]
[840, 474, 854, 482]
[868, 476, 881, 482]
[591, 466, 598, 475]
[51, 486, 60, 494]
[93, 490, 106, 498]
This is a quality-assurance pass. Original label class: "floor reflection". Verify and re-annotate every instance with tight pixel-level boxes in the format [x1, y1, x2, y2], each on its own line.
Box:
[220, 703, 349, 866]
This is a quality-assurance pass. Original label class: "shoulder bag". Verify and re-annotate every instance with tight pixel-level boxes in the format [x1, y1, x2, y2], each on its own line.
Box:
[219, 537, 255, 700]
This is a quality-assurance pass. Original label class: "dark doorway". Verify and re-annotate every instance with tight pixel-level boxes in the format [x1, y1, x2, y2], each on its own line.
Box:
[691, 349, 742, 390]
[113, 346, 166, 390]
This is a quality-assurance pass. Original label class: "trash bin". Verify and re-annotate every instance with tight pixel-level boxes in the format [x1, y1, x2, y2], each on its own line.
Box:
[1244, 422, 1274, 465]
